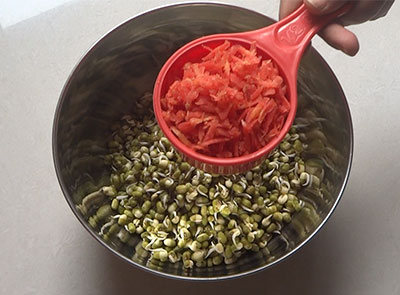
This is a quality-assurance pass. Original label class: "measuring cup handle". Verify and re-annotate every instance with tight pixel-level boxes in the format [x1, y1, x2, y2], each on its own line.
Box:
[275, 2, 352, 51]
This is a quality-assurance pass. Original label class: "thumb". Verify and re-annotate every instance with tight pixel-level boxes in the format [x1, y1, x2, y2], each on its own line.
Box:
[304, 0, 346, 15]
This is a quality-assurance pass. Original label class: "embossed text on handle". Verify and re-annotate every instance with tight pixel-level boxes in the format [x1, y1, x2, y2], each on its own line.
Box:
[276, 12, 315, 48]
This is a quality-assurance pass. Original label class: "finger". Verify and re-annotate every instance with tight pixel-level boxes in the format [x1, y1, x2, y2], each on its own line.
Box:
[340, 1, 388, 26]
[279, 0, 303, 19]
[304, 0, 346, 15]
[319, 22, 360, 56]
[370, 0, 394, 21]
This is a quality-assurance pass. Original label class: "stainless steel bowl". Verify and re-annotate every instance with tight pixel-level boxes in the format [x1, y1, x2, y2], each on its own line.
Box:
[53, 2, 353, 280]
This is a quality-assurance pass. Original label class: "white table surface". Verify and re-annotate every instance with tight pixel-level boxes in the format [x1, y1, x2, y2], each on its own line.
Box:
[1, 1, 399, 294]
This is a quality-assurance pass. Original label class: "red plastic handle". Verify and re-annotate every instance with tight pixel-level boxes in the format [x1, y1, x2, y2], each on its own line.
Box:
[274, 2, 352, 51]
[247, 2, 353, 79]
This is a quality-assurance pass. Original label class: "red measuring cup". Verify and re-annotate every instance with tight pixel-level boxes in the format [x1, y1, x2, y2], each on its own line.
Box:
[153, 3, 352, 174]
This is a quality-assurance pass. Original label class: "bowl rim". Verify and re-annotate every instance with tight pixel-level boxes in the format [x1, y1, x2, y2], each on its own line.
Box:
[52, 1, 353, 281]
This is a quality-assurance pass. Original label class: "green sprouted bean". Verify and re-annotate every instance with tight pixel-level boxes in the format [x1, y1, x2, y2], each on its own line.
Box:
[79, 113, 324, 270]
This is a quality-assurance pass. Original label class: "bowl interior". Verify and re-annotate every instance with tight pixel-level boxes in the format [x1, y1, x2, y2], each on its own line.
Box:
[53, 3, 352, 280]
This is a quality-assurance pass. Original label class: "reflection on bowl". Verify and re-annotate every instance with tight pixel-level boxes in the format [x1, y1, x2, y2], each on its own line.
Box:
[52, 3, 352, 280]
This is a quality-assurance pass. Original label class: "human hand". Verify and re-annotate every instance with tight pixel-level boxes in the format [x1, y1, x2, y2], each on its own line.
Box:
[279, 0, 394, 56]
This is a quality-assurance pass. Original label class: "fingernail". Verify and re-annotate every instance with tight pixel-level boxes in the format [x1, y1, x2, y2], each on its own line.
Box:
[341, 48, 352, 56]
[342, 47, 357, 56]
[306, 0, 328, 11]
